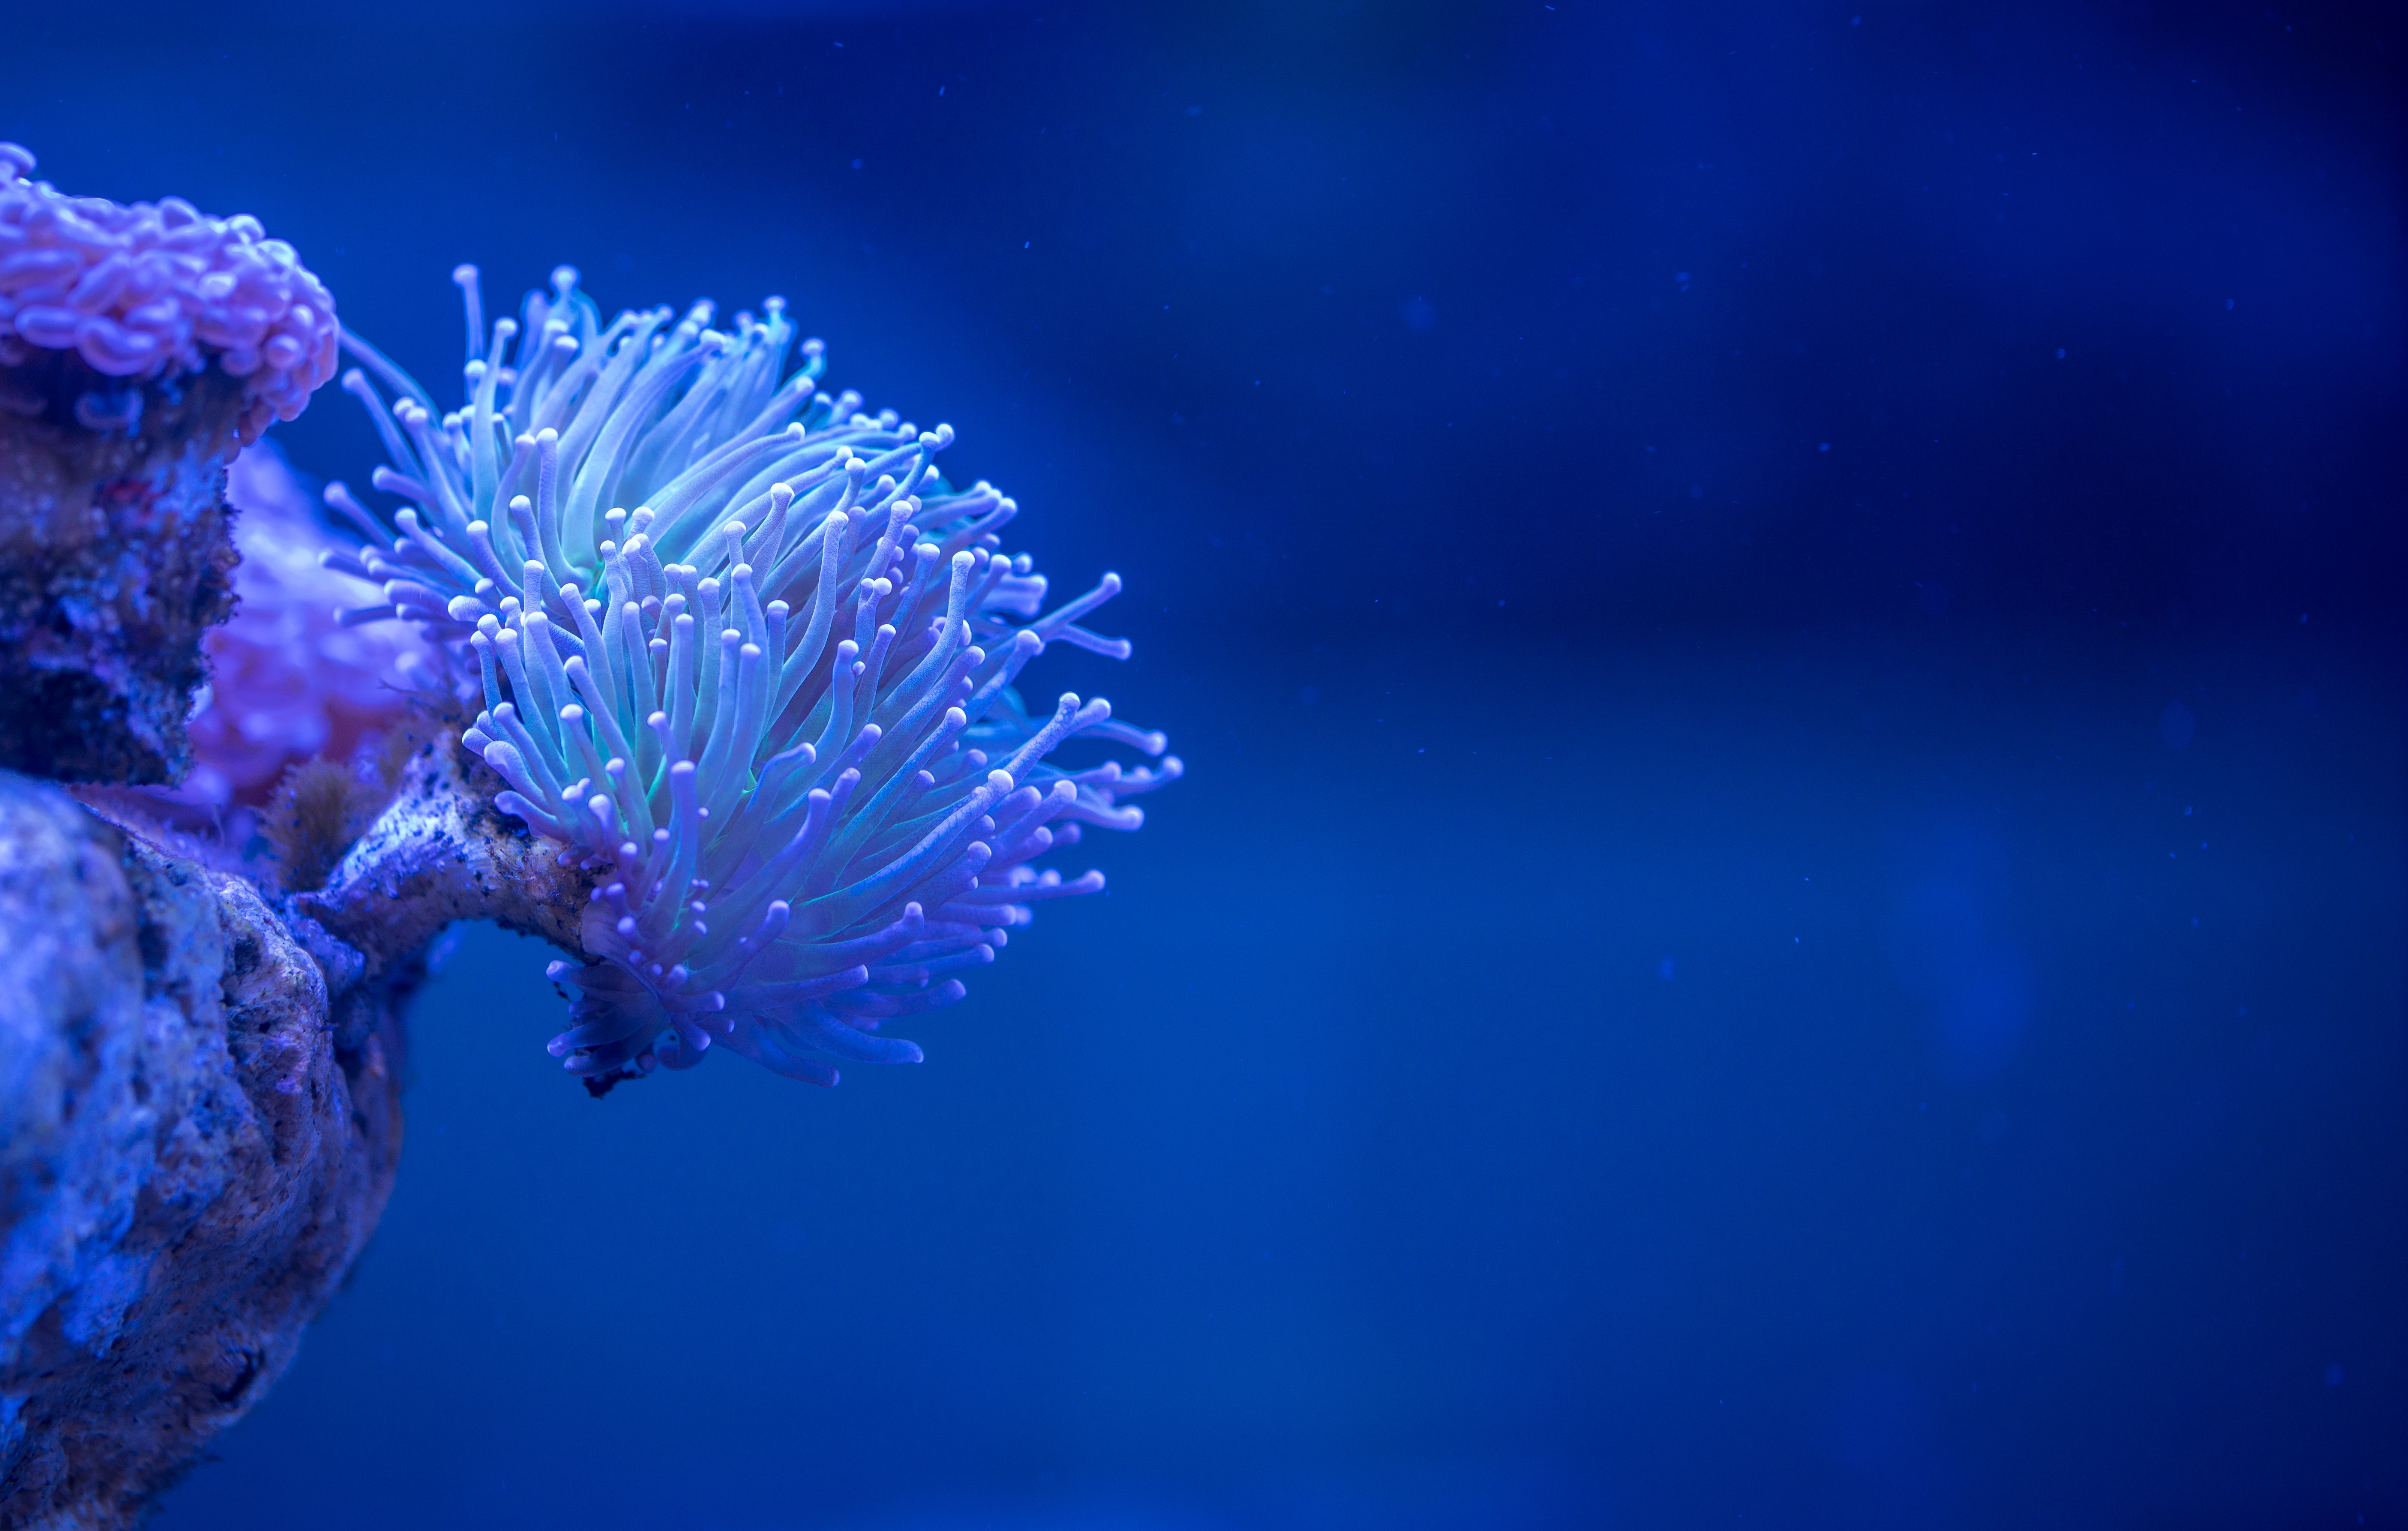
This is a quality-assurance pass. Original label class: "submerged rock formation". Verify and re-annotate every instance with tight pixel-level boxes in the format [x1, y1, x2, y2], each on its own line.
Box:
[0, 141, 338, 787]
[0, 144, 380, 1528]
[0, 351, 247, 786]
[0, 779, 413, 1528]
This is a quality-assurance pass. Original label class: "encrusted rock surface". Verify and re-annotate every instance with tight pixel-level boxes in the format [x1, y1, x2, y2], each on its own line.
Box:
[0, 775, 413, 1529]
[294, 735, 590, 981]
[0, 355, 247, 786]
[0, 149, 426, 1527]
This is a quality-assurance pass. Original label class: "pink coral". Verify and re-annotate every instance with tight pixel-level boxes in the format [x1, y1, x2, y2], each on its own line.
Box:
[179, 443, 435, 808]
[0, 144, 338, 445]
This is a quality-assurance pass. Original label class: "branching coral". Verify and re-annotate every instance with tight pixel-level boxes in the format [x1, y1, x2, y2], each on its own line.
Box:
[329, 265, 1178, 1088]
[0, 144, 338, 447]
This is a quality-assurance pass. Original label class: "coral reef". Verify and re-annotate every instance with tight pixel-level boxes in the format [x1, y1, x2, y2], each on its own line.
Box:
[0, 145, 340, 787]
[0, 159, 1178, 1520]
[327, 265, 1179, 1089]
[0, 147, 380, 1527]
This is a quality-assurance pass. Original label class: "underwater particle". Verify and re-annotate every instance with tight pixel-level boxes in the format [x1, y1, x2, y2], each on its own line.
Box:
[0, 146, 343, 784]
[2158, 700, 2196, 750]
[327, 264, 1179, 1089]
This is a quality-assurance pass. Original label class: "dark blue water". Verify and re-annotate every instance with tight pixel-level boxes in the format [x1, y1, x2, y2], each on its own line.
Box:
[10, 4, 2402, 1527]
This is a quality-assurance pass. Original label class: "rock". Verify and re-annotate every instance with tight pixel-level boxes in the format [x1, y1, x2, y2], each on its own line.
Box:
[0, 354, 248, 786]
[0, 775, 412, 1529]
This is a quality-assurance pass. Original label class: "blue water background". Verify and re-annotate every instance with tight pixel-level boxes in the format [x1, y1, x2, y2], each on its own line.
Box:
[9, 3, 2403, 1526]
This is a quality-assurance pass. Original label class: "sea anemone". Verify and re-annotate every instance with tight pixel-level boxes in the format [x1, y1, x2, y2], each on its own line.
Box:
[328, 264, 1178, 1087]
[0, 143, 338, 446]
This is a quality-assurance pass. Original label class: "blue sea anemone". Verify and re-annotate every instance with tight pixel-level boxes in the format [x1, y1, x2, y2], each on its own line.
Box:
[328, 264, 1177, 1087]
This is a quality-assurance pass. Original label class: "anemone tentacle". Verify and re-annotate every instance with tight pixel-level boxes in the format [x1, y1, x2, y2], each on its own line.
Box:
[331, 265, 1179, 1086]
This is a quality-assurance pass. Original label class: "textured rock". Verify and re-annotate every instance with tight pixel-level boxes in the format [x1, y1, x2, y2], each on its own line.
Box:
[0, 775, 412, 1529]
[294, 733, 590, 982]
[0, 151, 411, 1525]
[0, 352, 247, 786]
